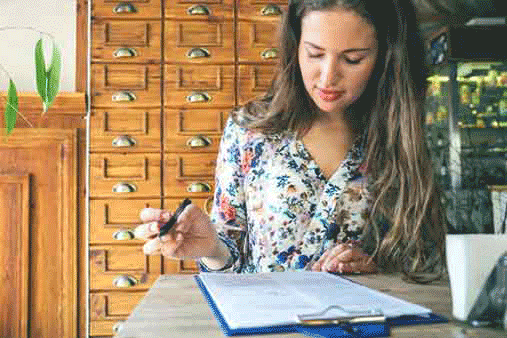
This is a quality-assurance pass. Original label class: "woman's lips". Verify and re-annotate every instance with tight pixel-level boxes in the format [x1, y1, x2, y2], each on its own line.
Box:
[318, 89, 344, 102]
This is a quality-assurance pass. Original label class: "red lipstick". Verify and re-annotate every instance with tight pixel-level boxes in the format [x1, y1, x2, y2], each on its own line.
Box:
[318, 89, 344, 102]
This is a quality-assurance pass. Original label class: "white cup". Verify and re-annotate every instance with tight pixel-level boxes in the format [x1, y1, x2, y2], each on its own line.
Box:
[446, 234, 507, 321]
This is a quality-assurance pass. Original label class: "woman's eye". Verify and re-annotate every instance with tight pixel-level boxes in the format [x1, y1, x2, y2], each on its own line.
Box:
[344, 57, 363, 65]
[307, 52, 323, 59]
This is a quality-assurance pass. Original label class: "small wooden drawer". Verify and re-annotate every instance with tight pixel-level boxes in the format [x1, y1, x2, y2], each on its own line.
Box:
[164, 257, 200, 274]
[90, 319, 126, 337]
[91, 0, 161, 18]
[90, 291, 146, 321]
[165, 19, 234, 63]
[165, 0, 234, 19]
[91, 19, 162, 63]
[164, 153, 216, 197]
[164, 108, 226, 153]
[90, 109, 161, 152]
[237, 20, 282, 63]
[164, 64, 235, 107]
[90, 245, 162, 291]
[237, 1, 287, 20]
[89, 199, 161, 244]
[237, 63, 278, 105]
[90, 153, 161, 198]
[164, 197, 214, 215]
[91, 64, 161, 108]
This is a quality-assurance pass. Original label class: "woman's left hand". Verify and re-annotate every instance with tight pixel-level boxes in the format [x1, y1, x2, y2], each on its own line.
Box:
[311, 241, 378, 274]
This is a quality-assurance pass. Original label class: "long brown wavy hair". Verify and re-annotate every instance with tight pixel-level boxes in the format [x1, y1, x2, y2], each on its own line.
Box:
[232, 0, 447, 282]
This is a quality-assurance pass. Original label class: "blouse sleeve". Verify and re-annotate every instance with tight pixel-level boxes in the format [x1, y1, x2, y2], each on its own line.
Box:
[198, 117, 249, 273]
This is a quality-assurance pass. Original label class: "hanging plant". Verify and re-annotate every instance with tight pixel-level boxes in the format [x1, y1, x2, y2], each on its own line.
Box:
[0, 27, 61, 136]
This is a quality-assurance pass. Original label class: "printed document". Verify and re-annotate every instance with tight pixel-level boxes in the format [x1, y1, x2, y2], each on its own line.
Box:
[197, 271, 432, 329]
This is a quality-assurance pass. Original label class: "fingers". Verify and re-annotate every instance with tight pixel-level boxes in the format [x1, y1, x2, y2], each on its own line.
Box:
[134, 221, 161, 240]
[313, 244, 377, 274]
[143, 237, 162, 255]
[139, 208, 171, 223]
[311, 242, 348, 271]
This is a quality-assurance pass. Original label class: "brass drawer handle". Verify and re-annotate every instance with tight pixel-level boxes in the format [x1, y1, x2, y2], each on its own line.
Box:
[261, 4, 282, 16]
[113, 321, 125, 334]
[187, 4, 210, 16]
[205, 197, 213, 214]
[112, 135, 137, 148]
[113, 275, 138, 288]
[187, 47, 210, 59]
[112, 230, 135, 241]
[261, 48, 278, 59]
[186, 92, 210, 103]
[112, 91, 136, 102]
[186, 135, 211, 148]
[112, 182, 137, 193]
[187, 182, 211, 193]
[113, 47, 138, 58]
[113, 2, 137, 14]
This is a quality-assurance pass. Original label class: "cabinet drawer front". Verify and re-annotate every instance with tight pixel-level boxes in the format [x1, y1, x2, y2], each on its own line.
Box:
[237, 1, 287, 20]
[164, 197, 214, 215]
[90, 291, 146, 320]
[90, 109, 161, 152]
[164, 257, 199, 274]
[164, 108, 226, 153]
[91, 0, 161, 18]
[90, 199, 161, 244]
[90, 319, 126, 337]
[92, 19, 162, 63]
[90, 246, 162, 291]
[237, 20, 281, 63]
[165, 0, 234, 19]
[165, 65, 235, 107]
[90, 153, 161, 198]
[165, 20, 234, 63]
[91, 64, 161, 108]
[164, 153, 216, 197]
[237, 64, 278, 105]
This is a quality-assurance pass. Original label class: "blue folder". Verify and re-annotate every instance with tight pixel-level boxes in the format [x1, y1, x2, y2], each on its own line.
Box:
[194, 275, 447, 337]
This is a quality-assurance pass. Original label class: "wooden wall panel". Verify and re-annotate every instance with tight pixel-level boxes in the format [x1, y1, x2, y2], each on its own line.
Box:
[0, 174, 30, 338]
[0, 130, 78, 338]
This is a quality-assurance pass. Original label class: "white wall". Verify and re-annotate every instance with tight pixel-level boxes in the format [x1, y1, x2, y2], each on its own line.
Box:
[0, 0, 76, 91]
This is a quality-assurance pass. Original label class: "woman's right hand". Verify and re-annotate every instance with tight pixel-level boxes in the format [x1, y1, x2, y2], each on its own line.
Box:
[134, 204, 220, 259]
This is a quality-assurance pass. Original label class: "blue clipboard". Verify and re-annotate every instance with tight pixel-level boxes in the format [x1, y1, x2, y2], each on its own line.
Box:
[194, 275, 390, 337]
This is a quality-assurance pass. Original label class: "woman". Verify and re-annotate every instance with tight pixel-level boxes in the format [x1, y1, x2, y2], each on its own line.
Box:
[135, 0, 447, 281]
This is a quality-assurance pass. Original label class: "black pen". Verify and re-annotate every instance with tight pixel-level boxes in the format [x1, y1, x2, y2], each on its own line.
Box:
[158, 198, 192, 238]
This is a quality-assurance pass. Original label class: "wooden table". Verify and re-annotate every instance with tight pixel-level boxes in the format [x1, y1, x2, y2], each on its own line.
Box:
[114, 273, 505, 338]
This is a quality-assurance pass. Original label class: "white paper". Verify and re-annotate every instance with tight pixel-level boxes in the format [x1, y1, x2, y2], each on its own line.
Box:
[198, 271, 432, 330]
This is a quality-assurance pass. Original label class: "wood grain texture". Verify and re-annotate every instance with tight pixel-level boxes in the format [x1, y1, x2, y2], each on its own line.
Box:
[76, 0, 88, 92]
[0, 129, 78, 338]
[0, 174, 30, 338]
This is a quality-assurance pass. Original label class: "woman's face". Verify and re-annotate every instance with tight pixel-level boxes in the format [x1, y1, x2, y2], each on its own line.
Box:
[298, 7, 378, 118]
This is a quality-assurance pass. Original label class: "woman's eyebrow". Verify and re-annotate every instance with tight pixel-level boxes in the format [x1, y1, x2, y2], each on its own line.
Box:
[303, 41, 372, 53]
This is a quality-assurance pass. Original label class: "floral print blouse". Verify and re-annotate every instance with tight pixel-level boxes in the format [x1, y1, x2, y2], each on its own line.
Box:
[198, 117, 373, 273]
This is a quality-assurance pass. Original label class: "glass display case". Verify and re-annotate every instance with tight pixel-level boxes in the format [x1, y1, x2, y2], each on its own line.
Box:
[425, 61, 507, 233]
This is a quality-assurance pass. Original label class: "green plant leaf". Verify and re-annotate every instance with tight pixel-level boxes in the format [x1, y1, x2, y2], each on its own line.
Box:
[35, 38, 47, 107]
[45, 43, 61, 111]
[5, 79, 18, 135]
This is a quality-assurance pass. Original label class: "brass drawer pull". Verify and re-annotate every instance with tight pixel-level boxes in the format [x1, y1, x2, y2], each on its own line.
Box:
[261, 48, 278, 60]
[113, 47, 138, 58]
[113, 321, 125, 334]
[261, 4, 282, 16]
[112, 91, 136, 102]
[112, 135, 137, 148]
[186, 92, 210, 103]
[113, 2, 137, 14]
[112, 230, 135, 241]
[187, 4, 210, 16]
[187, 47, 210, 59]
[112, 182, 137, 193]
[113, 275, 138, 288]
[187, 182, 211, 193]
[205, 197, 213, 214]
[186, 135, 211, 148]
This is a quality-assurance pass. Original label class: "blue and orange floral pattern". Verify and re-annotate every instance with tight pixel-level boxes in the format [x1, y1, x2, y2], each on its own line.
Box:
[199, 117, 373, 273]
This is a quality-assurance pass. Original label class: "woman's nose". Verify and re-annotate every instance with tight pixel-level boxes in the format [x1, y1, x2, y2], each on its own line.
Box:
[320, 57, 341, 87]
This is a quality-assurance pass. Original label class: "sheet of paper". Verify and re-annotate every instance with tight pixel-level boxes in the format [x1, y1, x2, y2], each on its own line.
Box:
[198, 271, 433, 330]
